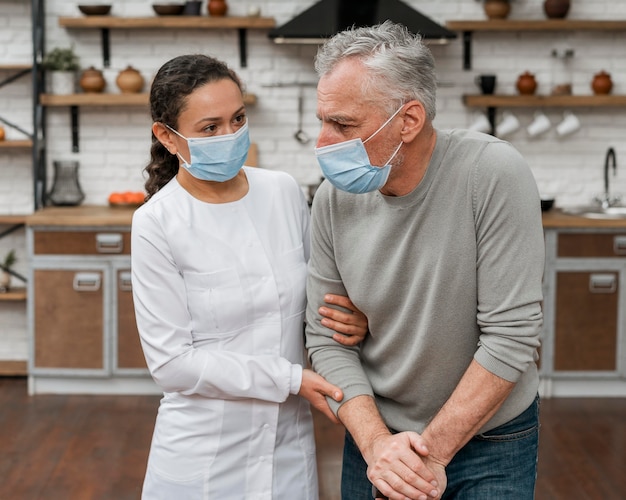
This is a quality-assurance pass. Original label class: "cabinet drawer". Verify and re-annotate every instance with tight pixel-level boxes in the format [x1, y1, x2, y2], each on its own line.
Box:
[557, 233, 626, 258]
[34, 230, 130, 255]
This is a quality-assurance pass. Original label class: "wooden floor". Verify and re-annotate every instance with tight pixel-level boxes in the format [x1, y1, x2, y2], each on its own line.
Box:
[1, 376, 625, 500]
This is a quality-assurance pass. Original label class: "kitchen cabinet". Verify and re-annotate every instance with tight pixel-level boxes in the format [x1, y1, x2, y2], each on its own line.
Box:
[541, 214, 626, 397]
[26, 206, 156, 395]
[445, 19, 626, 134]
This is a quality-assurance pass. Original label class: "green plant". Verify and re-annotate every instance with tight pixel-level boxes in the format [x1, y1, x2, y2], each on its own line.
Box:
[1, 249, 16, 271]
[43, 46, 80, 71]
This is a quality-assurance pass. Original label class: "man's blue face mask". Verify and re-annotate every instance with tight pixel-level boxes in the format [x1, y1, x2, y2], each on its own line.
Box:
[314, 106, 404, 194]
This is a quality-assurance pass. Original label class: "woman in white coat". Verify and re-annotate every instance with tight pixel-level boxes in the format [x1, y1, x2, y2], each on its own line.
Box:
[131, 54, 368, 500]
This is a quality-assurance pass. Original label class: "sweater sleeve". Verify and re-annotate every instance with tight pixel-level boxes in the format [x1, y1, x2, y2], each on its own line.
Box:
[305, 182, 374, 414]
[472, 140, 544, 382]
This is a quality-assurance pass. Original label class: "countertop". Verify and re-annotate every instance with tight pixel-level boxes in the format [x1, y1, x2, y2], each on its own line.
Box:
[25, 205, 136, 227]
[24, 205, 626, 229]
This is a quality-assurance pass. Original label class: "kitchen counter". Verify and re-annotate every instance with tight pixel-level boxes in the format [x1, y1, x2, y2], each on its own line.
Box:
[25, 205, 136, 227]
[542, 208, 626, 228]
[25, 205, 626, 229]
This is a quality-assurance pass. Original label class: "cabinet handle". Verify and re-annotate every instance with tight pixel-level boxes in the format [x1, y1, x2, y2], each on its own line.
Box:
[614, 236, 626, 255]
[95, 233, 123, 253]
[589, 273, 617, 294]
[119, 271, 132, 292]
[73, 272, 101, 292]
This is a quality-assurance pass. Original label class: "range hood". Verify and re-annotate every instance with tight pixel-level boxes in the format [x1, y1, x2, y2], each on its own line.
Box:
[268, 0, 456, 45]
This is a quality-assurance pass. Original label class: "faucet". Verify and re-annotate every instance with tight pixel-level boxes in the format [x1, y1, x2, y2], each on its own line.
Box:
[599, 147, 618, 209]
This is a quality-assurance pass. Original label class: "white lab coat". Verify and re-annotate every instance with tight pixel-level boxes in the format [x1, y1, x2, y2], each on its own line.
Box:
[131, 167, 318, 499]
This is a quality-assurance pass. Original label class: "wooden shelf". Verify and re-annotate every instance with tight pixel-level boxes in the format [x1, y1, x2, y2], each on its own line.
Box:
[463, 94, 626, 108]
[0, 287, 26, 301]
[59, 15, 276, 29]
[40, 92, 257, 107]
[0, 215, 27, 225]
[0, 140, 33, 149]
[446, 19, 626, 69]
[446, 19, 626, 32]
[58, 16, 276, 68]
[0, 64, 32, 71]
[41, 92, 256, 152]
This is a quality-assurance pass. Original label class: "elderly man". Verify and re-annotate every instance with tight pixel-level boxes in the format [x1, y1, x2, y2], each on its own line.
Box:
[305, 21, 544, 500]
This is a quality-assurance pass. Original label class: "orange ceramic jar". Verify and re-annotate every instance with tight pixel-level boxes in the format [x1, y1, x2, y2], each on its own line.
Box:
[516, 71, 538, 95]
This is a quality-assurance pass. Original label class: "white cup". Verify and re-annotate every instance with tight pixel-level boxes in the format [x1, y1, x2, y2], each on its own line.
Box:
[527, 111, 551, 137]
[497, 111, 521, 137]
[556, 111, 581, 136]
[468, 112, 491, 134]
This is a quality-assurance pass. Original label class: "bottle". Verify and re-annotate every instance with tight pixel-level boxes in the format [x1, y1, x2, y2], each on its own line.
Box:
[550, 49, 574, 95]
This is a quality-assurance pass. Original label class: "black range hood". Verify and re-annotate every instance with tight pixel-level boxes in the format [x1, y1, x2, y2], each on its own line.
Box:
[268, 0, 456, 45]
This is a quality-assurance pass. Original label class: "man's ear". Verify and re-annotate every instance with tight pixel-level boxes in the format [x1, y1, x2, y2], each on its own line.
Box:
[400, 100, 427, 142]
[152, 122, 177, 155]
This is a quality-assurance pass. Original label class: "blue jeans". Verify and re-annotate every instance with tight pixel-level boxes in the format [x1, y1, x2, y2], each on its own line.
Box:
[341, 395, 540, 499]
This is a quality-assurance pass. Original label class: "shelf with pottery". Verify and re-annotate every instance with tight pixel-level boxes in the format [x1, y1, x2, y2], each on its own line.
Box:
[57, 15, 276, 68]
[40, 92, 257, 152]
[463, 94, 626, 108]
[446, 20, 626, 69]
[0, 63, 34, 166]
[40, 92, 257, 107]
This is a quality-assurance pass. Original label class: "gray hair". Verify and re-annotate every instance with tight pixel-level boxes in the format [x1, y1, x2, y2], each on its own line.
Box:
[314, 20, 437, 121]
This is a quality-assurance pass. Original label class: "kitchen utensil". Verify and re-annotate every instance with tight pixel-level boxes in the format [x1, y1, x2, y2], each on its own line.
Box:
[294, 88, 310, 144]
[496, 111, 520, 137]
[556, 111, 580, 136]
[475, 74, 496, 95]
[527, 111, 551, 137]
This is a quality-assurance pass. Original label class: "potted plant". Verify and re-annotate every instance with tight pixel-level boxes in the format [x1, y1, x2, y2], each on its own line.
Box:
[43, 46, 80, 94]
[0, 249, 16, 292]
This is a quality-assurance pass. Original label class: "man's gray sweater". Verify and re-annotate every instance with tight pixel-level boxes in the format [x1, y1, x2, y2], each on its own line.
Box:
[305, 129, 544, 434]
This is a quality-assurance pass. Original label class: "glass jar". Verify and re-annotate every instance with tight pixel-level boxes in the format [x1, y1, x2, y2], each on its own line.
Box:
[47, 160, 85, 206]
[551, 48, 574, 95]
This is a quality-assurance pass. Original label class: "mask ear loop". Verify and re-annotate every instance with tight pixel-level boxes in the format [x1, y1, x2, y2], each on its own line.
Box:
[163, 123, 191, 166]
[363, 104, 405, 144]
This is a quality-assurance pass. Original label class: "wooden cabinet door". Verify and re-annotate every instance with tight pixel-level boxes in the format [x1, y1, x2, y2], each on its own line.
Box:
[34, 269, 104, 370]
[554, 271, 618, 371]
[115, 269, 146, 370]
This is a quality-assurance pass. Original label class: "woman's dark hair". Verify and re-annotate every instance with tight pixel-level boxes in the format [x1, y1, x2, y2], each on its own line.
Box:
[144, 54, 243, 199]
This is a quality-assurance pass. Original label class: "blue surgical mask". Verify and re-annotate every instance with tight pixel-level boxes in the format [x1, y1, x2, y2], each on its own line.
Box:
[167, 122, 251, 182]
[314, 106, 404, 194]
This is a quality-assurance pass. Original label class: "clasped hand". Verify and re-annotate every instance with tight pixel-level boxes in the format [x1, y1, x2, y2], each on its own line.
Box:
[368, 432, 447, 500]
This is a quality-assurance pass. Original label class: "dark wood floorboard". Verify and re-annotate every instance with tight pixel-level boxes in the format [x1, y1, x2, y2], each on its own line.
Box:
[1, 376, 625, 499]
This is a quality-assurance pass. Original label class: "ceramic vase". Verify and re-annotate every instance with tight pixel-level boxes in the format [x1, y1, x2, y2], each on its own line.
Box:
[79, 66, 106, 93]
[516, 71, 538, 95]
[591, 70, 613, 95]
[115, 66, 144, 94]
[208, 0, 228, 16]
[47, 161, 85, 206]
[483, 0, 511, 20]
[544, 0, 570, 19]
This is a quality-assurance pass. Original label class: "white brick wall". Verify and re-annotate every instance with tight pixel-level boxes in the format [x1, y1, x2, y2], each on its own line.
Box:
[2, 0, 626, 359]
